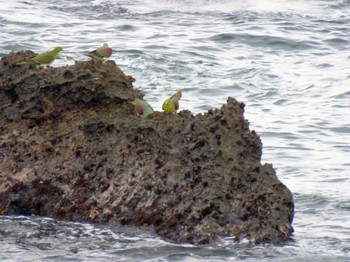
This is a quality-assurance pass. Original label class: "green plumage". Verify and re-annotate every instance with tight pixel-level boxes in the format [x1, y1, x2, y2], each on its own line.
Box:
[85, 43, 113, 60]
[130, 99, 154, 118]
[162, 91, 182, 112]
[170, 90, 182, 103]
[32, 47, 63, 68]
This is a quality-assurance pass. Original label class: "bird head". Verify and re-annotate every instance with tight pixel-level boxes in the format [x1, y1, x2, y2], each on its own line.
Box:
[56, 47, 63, 51]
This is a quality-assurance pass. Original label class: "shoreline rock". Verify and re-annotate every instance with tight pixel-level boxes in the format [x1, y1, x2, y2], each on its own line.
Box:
[0, 51, 294, 244]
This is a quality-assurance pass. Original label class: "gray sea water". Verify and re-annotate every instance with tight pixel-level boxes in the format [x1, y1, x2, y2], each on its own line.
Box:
[1, 0, 350, 261]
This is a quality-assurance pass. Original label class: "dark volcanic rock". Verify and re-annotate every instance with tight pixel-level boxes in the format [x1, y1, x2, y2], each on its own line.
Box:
[0, 51, 294, 244]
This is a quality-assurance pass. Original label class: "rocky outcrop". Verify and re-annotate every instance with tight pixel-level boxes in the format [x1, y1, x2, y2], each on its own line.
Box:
[0, 51, 294, 244]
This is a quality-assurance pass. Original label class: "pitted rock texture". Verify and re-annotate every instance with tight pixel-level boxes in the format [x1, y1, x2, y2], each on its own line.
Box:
[0, 51, 294, 245]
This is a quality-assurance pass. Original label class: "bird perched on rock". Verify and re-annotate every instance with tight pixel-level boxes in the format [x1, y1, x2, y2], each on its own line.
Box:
[85, 43, 112, 61]
[162, 90, 182, 112]
[131, 98, 154, 118]
[32, 47, 63, 68]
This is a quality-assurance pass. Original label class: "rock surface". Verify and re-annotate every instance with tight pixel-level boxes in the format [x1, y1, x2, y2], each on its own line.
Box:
[0, 51, 294, 245]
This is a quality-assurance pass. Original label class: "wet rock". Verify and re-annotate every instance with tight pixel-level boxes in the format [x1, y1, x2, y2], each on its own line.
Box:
[0, 50, 294, 244]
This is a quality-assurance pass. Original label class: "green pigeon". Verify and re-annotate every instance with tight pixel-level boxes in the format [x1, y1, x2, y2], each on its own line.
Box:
[162, 90, 182, 112]
[130, 98, 154, 118]
[32, 47, 63, 68]
[85, 43, 113, 61]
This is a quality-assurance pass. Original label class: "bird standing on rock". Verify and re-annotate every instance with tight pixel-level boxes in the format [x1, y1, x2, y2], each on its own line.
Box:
[85, 43, 112, 61]
[32, 47, 63, 68]
[162, 90, 182, 112]
[131, 99, 154, 118]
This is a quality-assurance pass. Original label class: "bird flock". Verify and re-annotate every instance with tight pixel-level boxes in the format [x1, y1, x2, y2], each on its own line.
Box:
[22, 43, 182, 118]
[131, 90, 182, 118]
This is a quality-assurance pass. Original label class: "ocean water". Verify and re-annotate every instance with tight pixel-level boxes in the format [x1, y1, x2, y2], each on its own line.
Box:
[1, 0, 350, 261]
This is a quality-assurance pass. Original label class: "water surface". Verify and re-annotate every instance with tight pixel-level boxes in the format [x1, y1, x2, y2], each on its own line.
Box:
[0, 0, 349, 261]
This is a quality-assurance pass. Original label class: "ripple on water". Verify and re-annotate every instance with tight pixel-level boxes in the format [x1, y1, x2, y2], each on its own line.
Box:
[0, 0, 350, 261]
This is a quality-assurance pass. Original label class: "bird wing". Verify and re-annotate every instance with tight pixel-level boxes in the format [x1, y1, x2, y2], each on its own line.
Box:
[33, 52, 55, 64]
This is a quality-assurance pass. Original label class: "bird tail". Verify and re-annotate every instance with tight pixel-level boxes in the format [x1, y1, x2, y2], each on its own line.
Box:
[15, 61, 28, 66]
[171, 90, 182, 102]
[85, 53, 100, 59]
